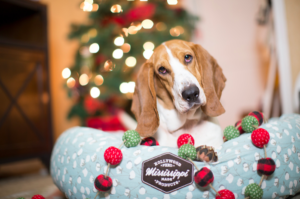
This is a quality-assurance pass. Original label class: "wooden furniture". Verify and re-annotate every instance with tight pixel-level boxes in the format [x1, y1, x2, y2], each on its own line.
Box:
[0, 0, 53, 169]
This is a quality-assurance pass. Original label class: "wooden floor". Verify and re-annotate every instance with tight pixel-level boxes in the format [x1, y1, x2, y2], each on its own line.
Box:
[0, 159, 64, 199]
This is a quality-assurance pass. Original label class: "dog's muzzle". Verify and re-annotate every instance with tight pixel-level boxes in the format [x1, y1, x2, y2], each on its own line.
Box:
[182, 85, 199, 103]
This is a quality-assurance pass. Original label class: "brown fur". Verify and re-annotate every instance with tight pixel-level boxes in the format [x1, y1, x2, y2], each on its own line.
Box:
[131, 40, 226, 137]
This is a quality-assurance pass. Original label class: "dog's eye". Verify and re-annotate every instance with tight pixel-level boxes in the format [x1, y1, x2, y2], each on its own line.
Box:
[184, 54, 193, 63]
[158, 66, 167, 74]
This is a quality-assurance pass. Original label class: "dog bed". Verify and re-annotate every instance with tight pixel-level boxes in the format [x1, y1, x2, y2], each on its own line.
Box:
[50, 114, 300, 198]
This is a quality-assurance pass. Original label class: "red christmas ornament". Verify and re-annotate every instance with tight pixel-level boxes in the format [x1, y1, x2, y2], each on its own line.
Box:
[94, 174, 112, 192]
[194, 167, 214, 187]
[32, 195, 45, 199]
[257, 158, 276, 176]
[248, 111, 264, 125]
[251, 128, 270, 148]
[177, 134, 195, 148]
[104, 146, 123, 165]
[235, 120, 245, 134]
[216, 189, 235, 199]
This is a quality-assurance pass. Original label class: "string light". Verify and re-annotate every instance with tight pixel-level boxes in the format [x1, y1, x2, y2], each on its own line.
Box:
[90, 87, 100, 98]
[89, 43, 99, 53]
[114, 37, 124, 46]
[67, 77, 76, 88]
[94, 75, 104, 86]
[112, 49, 123, 59]
[143, 41, 155, 51]
[128, 81, 135, 93]
[167, 0, 178, 5]
[104, 60, 115, 71]
[125, 57, 137, 67]
[79, 74, 89, 86]
[120, 82, 135, 94]
[121, 43, 131, 53]
[143, 50, 153, 59]
[62, 68, 71, 79]
[170, 27, 181, 37]
[111, 4, 123, 13]
[141, 19, 154, 29]
[128, 26, 138, 35]
[80, 0, 98, 12]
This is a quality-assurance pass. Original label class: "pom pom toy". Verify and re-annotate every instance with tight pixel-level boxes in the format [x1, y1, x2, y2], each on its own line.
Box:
[216, 189, 235, 199]
[241, 116, 259, 133]
[257, 158, 276, 176]
[178, 143, 197, 160]
[104, 146, 123, 165]
[140, 137, 159, 146]
[223, 126, 240, 141]
[177, 134, 195, 148]
[248, 111, 264, 125]
[94, 174, 113, 192]
[122, 130, 141, 148]
[251, 128, 270, 148]
[194, 167, 214, 187]
[235, 120, 245, 134]
[32, 195, 45, 199]
[244, 183, 263, 199]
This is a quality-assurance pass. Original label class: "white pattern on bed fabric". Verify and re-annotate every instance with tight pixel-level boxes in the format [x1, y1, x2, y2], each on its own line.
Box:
[50, 114, 300, 198]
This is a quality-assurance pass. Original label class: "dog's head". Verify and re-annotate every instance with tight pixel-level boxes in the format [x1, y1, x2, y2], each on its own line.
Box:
[131, 40, 226, 137]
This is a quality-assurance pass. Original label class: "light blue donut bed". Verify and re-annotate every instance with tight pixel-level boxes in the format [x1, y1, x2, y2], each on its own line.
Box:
[51, 114, 300, 198]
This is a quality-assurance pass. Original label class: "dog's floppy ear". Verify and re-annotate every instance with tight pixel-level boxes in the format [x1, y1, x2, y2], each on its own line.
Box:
[131, 62, 159, 137]
[191, 44, 226, 117]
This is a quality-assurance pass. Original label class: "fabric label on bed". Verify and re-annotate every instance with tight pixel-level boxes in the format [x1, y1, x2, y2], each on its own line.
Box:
[141, 152, 194, 194]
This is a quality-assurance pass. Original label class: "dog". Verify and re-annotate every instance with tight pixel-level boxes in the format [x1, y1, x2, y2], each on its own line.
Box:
[131, 40, 226, 149]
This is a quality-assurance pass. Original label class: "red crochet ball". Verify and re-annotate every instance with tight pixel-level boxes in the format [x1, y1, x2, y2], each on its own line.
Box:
[104, 146, 123, 165]
[248, 111, 264, 125]
[32, 195, 45, 199]
[251, 128, 270, 148]
[257, 158, 276, 176]
[194, 167, 214, 187]
[94, 174, 112, 192]
[216, 189, 235, 199]
[177, 134, 195, 148]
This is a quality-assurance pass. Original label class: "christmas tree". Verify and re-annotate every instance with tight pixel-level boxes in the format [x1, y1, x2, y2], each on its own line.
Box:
[63, 0, 198, 126]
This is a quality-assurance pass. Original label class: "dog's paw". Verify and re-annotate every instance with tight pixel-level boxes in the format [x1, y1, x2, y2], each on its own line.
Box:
[195, 145, 218, 163]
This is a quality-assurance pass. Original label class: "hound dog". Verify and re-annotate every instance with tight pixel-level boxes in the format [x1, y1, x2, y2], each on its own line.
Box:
[131, 40, 226, 150]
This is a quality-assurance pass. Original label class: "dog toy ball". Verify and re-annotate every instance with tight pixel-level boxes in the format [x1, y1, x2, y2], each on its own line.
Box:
[141, 137, 159, 146]
[257, 158, 276, 176]
[251, 128, 270, 148]
[104, 146, 123, 165]
[122, 130, 141, 148]
[177, 134, 195, 148]
[248, 111, 264, 125]
[94, 174, 113, 192]
[235, 120, 245, 134]
[224, 126, 240, 141]
[216, 189, 235, 199]
[178, 144, 197, 160]
[244, 183, 263, 199]
[32, 195, 45, 199]
[241, 116, 259, 133]
[194, 167, 214, 187]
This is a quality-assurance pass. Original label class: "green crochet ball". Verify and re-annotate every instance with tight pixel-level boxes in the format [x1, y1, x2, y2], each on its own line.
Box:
[122, 130, 141, 148]
[224, 125, 240, 140]
[242, 116, 259, 133]
[178, 144, 197, 160]
[245, 183, 263, 199]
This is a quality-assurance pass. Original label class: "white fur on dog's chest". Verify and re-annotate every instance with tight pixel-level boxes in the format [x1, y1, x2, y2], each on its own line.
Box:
[155, 100, 224, 148]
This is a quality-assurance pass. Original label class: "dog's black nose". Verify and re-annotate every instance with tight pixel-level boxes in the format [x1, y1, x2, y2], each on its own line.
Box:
[182, 85, 199, 102]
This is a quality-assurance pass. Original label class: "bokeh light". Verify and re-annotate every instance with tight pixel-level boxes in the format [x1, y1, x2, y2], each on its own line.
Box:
[143, 41, 155, 51]
[121, 43, 131, 53]
[79, 74, 89, 86]
[120, 82, 135, 94]
[88, 28, 97, 37]
[128, 26, 138, 35]
[156, 22, 167, 31]
[167, 0, 178, 5]
[142, 19, 154, 29]
[114, 37, 125, 46]
[67, 77, 76, 88]
[170, 27, 181, 37]
[94, 75, 104, 86]
[90, 87, 100, 98]
[89, 43, 99, 53]
[112, 49, 123, 59]
[62, 68, 71, 79]
[104, 60, 115, 71]
[143, 50, 153, 59]
[125, 56, 137, 67]
[111, 4, 122, 13]
[128, 81, 135, 93]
